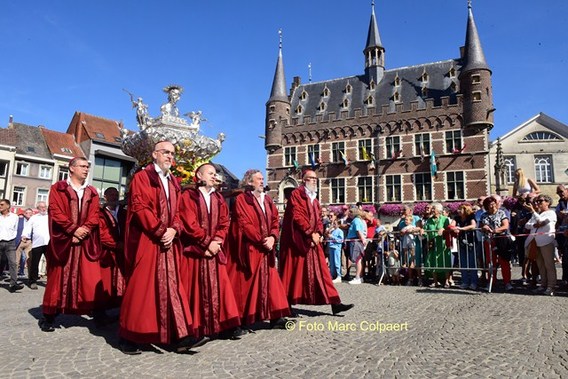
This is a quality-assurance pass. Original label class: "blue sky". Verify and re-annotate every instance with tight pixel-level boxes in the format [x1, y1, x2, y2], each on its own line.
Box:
[1, 1, 567, 179]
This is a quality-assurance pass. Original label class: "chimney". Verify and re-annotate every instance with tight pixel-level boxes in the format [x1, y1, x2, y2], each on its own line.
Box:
[8, 115, 13, 128]
[290, 76, 301, 94]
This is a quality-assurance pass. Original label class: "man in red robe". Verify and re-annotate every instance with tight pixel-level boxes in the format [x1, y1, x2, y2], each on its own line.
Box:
[119, 141, 192, 354]
[98, 187, 125, 309]
[179, 163, 241, 346]
[39, 157, 105, 331]
[226, 169, 291, 328]
[279, 170, 354, 315]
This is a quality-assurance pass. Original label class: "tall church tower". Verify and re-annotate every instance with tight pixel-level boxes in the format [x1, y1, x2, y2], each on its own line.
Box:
[363, 2, 385, 84]
[265, 31, 289, 154]
[459, 1, 494, 130]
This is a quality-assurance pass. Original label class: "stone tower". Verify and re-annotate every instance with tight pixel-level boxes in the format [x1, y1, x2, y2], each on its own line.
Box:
[265, 31, 289, 154]
[459, 1, 494, 131]
[363, 2, 385, 84]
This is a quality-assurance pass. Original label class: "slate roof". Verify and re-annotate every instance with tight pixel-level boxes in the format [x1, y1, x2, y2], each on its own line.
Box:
[0, 123, 51, 159]
[290, 59, 461, 120]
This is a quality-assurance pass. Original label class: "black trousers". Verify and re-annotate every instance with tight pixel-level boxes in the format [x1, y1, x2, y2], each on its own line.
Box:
[28, 245, 47, 285]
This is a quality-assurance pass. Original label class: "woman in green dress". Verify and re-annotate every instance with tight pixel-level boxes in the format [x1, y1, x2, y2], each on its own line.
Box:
[424, 203, 451, 287]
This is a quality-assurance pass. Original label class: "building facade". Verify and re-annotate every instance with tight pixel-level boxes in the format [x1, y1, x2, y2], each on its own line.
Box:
[264, 3, 494, 210]
[489, 113, 568, 200]
[66, 112, 135, 197]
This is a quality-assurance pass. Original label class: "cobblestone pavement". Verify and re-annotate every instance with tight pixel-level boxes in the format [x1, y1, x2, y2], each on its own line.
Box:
[0, 267, 566, 378]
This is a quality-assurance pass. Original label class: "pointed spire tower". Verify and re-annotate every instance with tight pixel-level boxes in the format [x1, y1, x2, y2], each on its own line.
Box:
[363, 1, 385, 84]
[459, 0, 494, 130]
[265, 30, 289, 153]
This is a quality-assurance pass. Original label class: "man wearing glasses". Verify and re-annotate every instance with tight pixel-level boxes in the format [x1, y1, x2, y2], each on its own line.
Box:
[119, 141, 192, 354]
[279, 170, 354, 316]
[40, 157, 104, 331]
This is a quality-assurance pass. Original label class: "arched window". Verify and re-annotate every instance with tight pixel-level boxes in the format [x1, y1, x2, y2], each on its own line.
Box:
[522, 131, 562, 141]
[534, 155, 553, 183]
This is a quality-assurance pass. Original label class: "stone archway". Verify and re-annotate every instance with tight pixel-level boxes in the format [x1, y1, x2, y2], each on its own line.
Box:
[277, 176, 299, 212]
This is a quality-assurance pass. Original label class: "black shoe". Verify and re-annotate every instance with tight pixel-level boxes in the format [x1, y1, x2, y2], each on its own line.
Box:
[270, 317, 292, 329]
[119, 339, 142, 355]
[9, 283, 24, 293]
[331, 303, 354, 315]
[38, 319, 55, 332]
[175, 336, 194, 353]
[219, 327, 246, 340]
[190, 336, 211, 348]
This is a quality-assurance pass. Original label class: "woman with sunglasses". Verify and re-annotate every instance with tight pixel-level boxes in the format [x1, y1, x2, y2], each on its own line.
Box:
[525, 195, 557, 296]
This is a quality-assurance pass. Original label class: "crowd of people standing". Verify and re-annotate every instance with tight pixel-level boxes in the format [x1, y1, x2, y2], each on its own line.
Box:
[320, 189, 566, 296]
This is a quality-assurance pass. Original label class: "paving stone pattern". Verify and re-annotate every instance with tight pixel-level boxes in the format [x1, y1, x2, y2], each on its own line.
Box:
[0, 268, 566, 378]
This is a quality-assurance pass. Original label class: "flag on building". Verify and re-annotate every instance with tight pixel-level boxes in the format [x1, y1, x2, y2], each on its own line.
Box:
[293, 160, 300, 170]
[430, 150, 437, 177]
[340, 151, 349, 166]
[361, 147, 370, 161]
[309, 152, 316, 170]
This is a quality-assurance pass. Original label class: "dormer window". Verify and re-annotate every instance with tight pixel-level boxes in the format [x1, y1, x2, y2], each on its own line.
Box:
[300, 90, 308, 100]
[450, 81, 458, 92]
[421, 87, 428, 97]
[345, 84, 352, 94]
[393, 91, 400, 103]
[394, 75, 401, 87]
[95, 132, 105, 139]
[369, 80, 376, 90]
[364, 96, 374, 106]
[322, 87, 330, 97]
[296, 105, 303, 114]
[449, 67, 456, 78]
[317, 102, 326, 112]
[342, 99, 350, 109]
[421, 71, 429, 83]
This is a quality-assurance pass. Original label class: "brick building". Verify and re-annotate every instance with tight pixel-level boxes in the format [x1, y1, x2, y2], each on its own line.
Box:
[264, 3, 494, 209]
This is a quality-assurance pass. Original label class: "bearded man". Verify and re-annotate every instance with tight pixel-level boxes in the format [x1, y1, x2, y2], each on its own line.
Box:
[279, 170, 354, 316]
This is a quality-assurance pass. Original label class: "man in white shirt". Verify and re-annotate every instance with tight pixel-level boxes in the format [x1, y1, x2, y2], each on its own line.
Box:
[0, 199, 24, 292]
[22, 201, 50, 290]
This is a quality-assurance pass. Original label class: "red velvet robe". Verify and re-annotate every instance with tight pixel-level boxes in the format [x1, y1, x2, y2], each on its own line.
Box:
[226, 191, 290, 325]
[179, 188, 240, 338]
[279, 186, 341, 305]
[119, 165, 191, 344]
[98, 206, 125, 307]
[42, 181, 103, 315]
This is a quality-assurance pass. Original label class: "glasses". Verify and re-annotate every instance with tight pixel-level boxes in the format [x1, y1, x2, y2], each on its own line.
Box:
[155, 149, 175, 156]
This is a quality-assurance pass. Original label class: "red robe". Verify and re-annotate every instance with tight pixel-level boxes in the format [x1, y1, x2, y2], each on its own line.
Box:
[179, 188, 240, 338]
[98, 206, 125, 306]
[226, 191, 290, 325]
[119, 165, 191, 344]
[42, 181, 103, 315]
[279, 186, 341, 305]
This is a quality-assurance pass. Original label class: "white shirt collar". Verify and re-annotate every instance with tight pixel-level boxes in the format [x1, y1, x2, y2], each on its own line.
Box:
[153, 163, 170, 179]
[304, 186, 317, 203]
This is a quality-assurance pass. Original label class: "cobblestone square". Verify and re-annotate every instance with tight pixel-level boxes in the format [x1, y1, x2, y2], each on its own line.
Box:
[1, 268, 566, 378]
